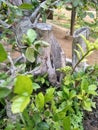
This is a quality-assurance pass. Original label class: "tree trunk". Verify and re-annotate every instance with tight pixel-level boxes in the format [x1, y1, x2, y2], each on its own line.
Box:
[35, 23, 65, 84]
[9, 0, 22, 6]
[70, 6, 76, 36]
[14, 18, 66, 85]
[72, 27, 90, 71]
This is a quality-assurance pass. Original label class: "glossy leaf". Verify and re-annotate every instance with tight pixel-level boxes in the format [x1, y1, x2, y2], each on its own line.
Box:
[19, 3, 33, 10]
[88, 85, 98, 95]
[27, 29, 37, 43]
[37, 122, 49, 130]
[81, 78, 89, 92]
[35, 92, 44, 110]
[63, 116, 71, 130]
[0, 43, 7, 62]
[63, 87, 69, 97]
[83, 99, 92, 111]
[32, 83, 40, 90]
[12, 96, 30, 113]
[77, 44, 84, 56]
[25, 47, 35, 63]
[14, 75, 33, 96]
[34, 40, 49, 47]
[0, 87, 11, 98]
[74, 49, 80, 60]
[45, 88, 55, 103]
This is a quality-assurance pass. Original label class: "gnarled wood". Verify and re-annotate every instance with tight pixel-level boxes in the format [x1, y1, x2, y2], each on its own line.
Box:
[72, 27, 90, 71]
[15, 20, 66, 85]
[35, 23, 65, 84]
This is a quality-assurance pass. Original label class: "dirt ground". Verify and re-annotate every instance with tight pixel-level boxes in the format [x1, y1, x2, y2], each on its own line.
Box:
[47, 8, 98, 65]
[5, 21, 98, 66]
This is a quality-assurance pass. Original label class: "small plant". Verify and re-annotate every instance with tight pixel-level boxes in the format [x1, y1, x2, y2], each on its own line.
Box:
[1, 21, 98, 129]
[8, 35, 98, 129]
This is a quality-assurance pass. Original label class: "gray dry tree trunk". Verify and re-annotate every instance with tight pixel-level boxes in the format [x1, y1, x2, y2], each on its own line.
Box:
[11, 0, 66, 85]
[72, 27, 90, 71]
[15, 18, 66, 85]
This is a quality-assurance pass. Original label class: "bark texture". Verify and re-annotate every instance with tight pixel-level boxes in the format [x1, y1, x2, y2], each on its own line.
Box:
[35, 23, 65, 84]
[72, 27, 90, 71]
[15, 20, 65, 85]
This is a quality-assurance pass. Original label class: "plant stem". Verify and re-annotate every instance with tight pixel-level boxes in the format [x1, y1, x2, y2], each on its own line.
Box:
[71, 49, 94, 74]
[20, 113, 26, 126]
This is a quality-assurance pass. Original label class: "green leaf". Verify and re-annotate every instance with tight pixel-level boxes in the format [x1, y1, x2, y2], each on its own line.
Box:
[25, 47, 35, 63]
[37, 122, 49, 130]
[91, 101, 96, 108]
[19, 3, 33, 10]
[14, 75, 33, 96]
[73, 0, 80, 7]
[32, 83, 40, 90]
[82, 98, 92, 111]
[27, 29, 37, 43]
[69, 90, 76, 99]
[88, 84, 97, 91]
[74, 49, 81, 60]
[35, 92, 44, 110]
[33, 113, 41, 124]
[11, 96, 30, 114]
[63, 87, 69, 97]
[45, 88, 55, 103]
[0, 43, 7, 62]
[77, 94, 83, 100]
[63, 116, 71, 130]
[81, 35, 93, 51]
[77, 44, 84, 56]
[64, 75, 73, 85]
[34, 40, 49, 47]
[88, 85, 98, 95]
[81, 78, 89, 92]
[0, 87, 11, 98]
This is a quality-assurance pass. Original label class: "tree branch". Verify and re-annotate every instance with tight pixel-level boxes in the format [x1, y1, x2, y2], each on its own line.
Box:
[0, 20, 12, 29]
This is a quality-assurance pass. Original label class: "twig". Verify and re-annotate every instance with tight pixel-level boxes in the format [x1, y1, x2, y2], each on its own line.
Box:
[71, 49, 94, 74]
[24, 66, 41, 75]
[33, 13, 41, 26]
[30, 0, 61, 23]
[0, 20, 12, 29]
[15, 36, 27, 49]
[8, 53, 16, 75]
[30, 1, 46, 23]
[52, 0, 61, 6]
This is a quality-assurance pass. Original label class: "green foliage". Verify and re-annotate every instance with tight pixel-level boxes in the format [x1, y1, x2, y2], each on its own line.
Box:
[72, 35, 98, 72]
[9, 62, 98, 129]
[0, 87, 11, 98]
[19, 3, 33, 10]
[14, 75, 33, 96]
[45, 87, 55, 103]
[35, 92, 45, 110]
[0, 43, 7, 62]
[12, 75, 33, 114]
[11, 95, 30, 114]
[1, 1, 98, 129]
[27, 29, 37, 44]
[22, 29, 49, 63]
[25, 47, 35, 63]
[63, 116, 71, 130]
